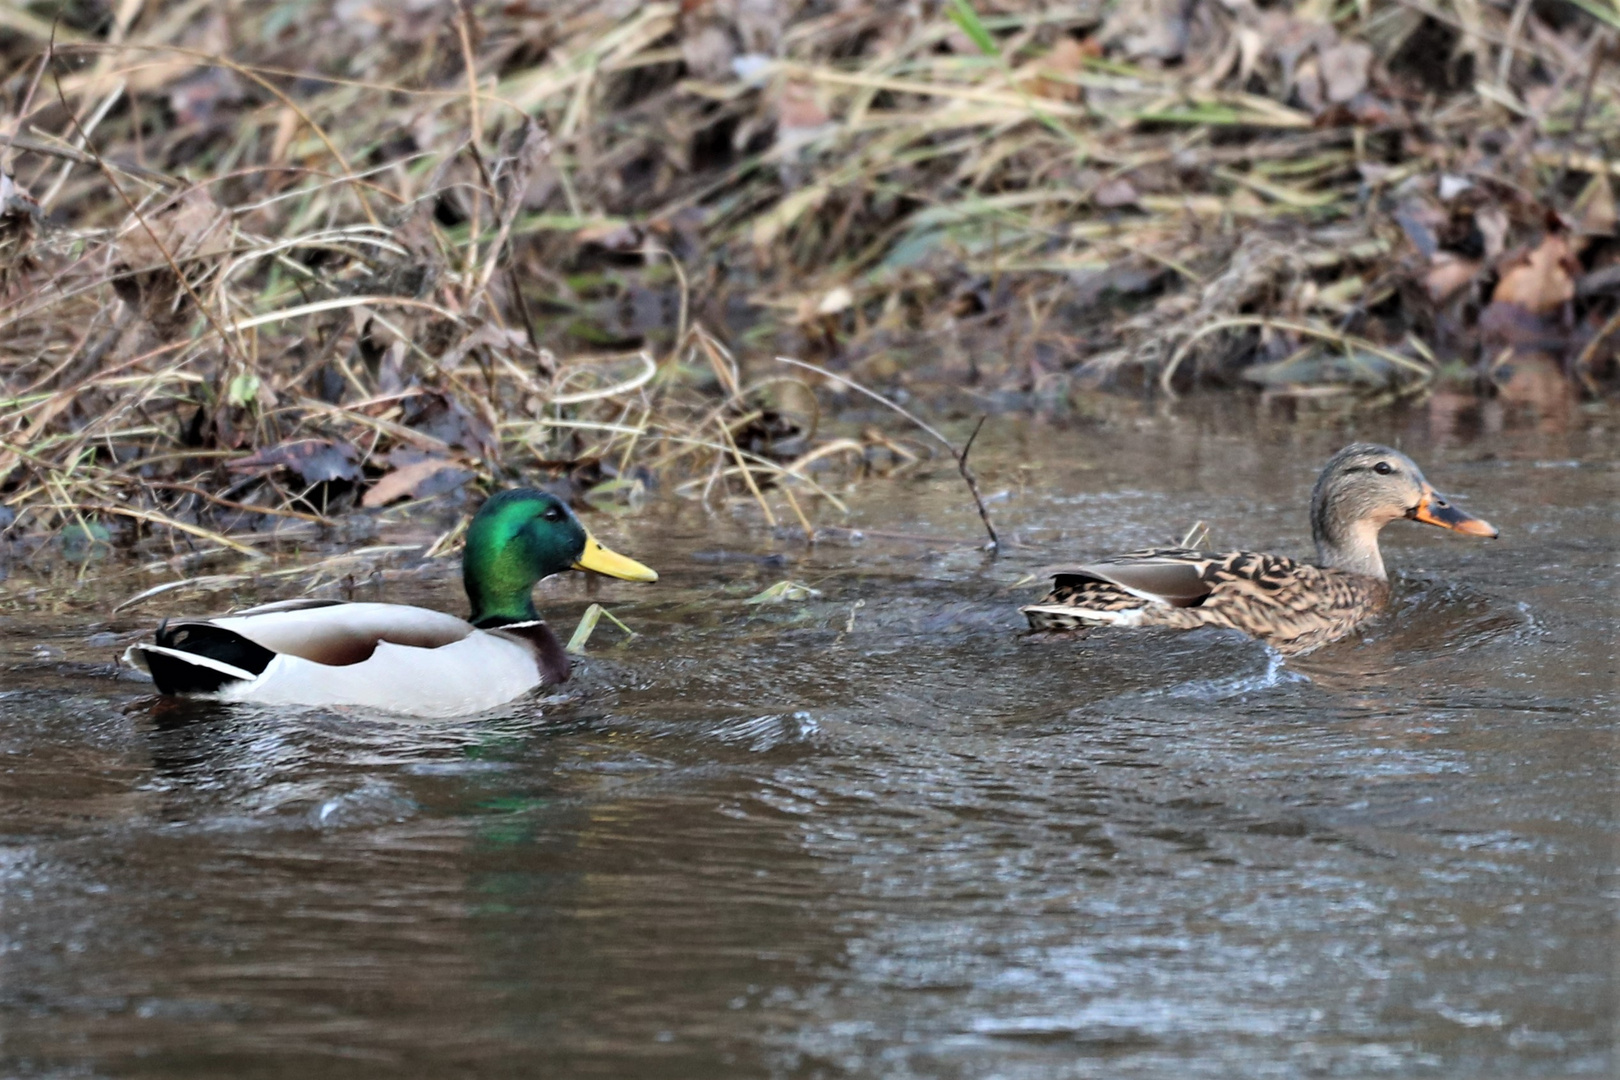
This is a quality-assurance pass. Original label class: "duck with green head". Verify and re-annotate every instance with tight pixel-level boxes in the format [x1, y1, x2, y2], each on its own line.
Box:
[124, 489, 657, 717]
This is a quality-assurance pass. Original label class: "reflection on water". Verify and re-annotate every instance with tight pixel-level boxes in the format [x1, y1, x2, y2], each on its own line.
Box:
[1, 399, 1614, 1078]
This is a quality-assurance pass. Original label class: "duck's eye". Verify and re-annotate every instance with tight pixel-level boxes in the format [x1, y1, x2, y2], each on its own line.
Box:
[1373, 461, 1394, 475]
[542, 506, 564, 522]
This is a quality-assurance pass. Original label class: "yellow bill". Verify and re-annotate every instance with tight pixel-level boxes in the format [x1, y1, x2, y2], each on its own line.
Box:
[573, 534, 658, 581]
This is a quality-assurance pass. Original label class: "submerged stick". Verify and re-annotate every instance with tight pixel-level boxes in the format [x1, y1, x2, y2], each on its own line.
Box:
[775, 356, 999, 552]
[956, 415, 998, 552]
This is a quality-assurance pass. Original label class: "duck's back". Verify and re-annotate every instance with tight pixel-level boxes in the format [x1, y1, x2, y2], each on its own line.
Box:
[1022, 547, 1390, 654]
[205, 599, 476, 662]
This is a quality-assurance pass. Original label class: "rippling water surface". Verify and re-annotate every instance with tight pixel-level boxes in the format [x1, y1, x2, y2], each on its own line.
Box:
[1, 401, 1614, 1078]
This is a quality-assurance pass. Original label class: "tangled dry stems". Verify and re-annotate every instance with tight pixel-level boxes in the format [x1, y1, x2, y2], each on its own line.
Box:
[0, 0, 1614, 557]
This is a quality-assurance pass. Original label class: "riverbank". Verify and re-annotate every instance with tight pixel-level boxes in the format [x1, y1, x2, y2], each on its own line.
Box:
[0, 0, 1614, 551]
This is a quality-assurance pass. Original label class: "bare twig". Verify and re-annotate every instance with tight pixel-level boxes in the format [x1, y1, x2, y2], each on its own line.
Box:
[776, 355, 999, 551]
[956, 414, 999, 552]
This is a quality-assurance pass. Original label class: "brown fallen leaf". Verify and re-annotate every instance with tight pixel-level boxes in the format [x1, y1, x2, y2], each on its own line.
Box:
[1478, 300, 1566, 349]
[679, 6, 734, 82]
[402, 389, 498, 460]
[1573, 174, 1616, 237]
[1492, 233, 1577, 316]
[575, 221, 646, 250]
[1475, 205, 1509, 262]
[168, 67, 246, 128]
[1425, 253, 1479, 303]
[1023, 36, 1089, 102]
[1102, 0, 1191, 61]
[229, 439, 362, 485]
[1319, 41, 1372, 104]
[361, 458, 469, 508]
[116, 186, 232, 270]
[1093, 177, 1140, 209]
[0, 172, 41, 288]
[1292, 55, 1324, 113]
[776, 79, 828, 130]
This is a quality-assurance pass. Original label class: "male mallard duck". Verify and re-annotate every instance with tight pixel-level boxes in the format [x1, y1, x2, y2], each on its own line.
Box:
[124, 489, 657, 716]
[1021, 443, 1497, 655]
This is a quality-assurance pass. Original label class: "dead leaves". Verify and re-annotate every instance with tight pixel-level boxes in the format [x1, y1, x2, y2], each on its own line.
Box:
[1398, 153, 1615, 376]
[1021, 36, 1093, 103]
[230, 436, 480, 512]
[1315, 41, 1373, 105]
[229, 439, 362, 486]
[1208, 9, 1390, 122]
[1092, 176, 1141, 210]
[111, 186, 234, 335]
[361, 455, 473, 508]
[115, 186, 232, 273]
[774, 79, 830, 138]
[0, 172, 41, 290]
[1573, 175, 1617, 239]
[399, 389, 499, 461]
[1101, 0, 1190, 63]
[1475, 231, 1580, 354]
[1491, 234, 1578, 317]
[678, 0, 786, 82]
[1424, 254, 1479, 305]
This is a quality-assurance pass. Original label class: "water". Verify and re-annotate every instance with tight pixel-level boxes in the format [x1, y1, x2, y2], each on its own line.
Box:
[1, 398, 1614, 1078]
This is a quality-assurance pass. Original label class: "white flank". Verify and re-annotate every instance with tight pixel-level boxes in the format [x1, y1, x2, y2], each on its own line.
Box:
[1020, 604, 1148, 627]
[215, 632, 544, 718]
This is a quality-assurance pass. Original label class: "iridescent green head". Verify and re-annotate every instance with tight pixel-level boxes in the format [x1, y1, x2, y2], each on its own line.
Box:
[462, 489, 657, 628]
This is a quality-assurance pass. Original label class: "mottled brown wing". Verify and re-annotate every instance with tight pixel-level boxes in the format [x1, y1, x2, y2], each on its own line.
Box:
[1201, 550, 1310, 592]
[1200, 556, 1389, 654]
[1029, 545, 1390, 652]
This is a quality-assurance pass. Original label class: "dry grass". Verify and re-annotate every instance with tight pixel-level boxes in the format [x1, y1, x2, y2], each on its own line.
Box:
[0, 0, 1614, 555]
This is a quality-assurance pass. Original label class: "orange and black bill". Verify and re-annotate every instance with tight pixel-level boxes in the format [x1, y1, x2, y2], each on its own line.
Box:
[1410, 486, 1498, 538]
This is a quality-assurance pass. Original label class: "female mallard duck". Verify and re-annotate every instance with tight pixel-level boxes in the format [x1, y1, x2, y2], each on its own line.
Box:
[1021, 443, 1497, 655]
[124, 489, 657, 717]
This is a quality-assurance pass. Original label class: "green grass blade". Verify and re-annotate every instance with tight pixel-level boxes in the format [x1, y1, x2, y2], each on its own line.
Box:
[566, 604, 604, 653]
[946, 0, 998, 58]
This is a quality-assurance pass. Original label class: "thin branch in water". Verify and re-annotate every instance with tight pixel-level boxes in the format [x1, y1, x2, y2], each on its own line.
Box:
[957, 414, 999, 552]
[775, 355, 999, 552]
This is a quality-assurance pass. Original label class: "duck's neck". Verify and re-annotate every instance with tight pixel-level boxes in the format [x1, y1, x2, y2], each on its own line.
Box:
[1313, 513, 1387, 579]
[468, 591, 539, 628]
[464, 555, 543, 628]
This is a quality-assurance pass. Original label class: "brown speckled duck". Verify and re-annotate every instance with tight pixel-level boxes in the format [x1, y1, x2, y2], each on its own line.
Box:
[1021, 444, 1498, 655]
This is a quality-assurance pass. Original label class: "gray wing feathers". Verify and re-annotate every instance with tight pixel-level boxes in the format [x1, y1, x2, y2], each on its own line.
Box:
[1056, 557, 1213, 608]
[207, 602, 474, 666]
